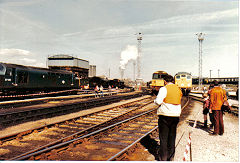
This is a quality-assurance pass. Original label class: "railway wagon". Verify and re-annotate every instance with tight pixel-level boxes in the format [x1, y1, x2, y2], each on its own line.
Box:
[192, 77, 239, 85]
[174, 72, 192, 95]
[109, 79, 125, 89]
[89, 77, 125, 89]
[0, 62, 79, 94]
[151, 71, 168, 95]
[88, 76, 109, 89]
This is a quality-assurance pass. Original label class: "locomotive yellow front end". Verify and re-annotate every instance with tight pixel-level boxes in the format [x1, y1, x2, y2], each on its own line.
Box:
[174, 72, 192, 95]
[151, 71, 168, 95]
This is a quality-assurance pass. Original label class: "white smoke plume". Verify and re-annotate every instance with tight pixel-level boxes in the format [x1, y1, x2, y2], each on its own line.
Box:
[119, 45, 138, 79]
[119, 45, 138, 70]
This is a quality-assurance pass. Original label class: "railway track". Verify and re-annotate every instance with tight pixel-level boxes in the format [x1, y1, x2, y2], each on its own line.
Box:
[0, 92, 145, 127]
[0, 89, 131, 110]
[0, 96, 190, 161]
[10, 106, 158, 160]
[0, 89, 81, 101]
[0, 96, 154, 160]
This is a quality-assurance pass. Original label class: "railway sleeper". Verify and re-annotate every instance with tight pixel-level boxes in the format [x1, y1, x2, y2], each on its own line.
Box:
[0, 93, 145, 127]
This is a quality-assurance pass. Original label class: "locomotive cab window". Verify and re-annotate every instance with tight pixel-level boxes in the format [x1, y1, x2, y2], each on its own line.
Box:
[181, 75, 186, 78]
[0, 64, 6, 75]
[187, 75, 191, 79]
[153, 74, 160, 79]
[5, 68, 12, 76]
[176, 75, 180, 79]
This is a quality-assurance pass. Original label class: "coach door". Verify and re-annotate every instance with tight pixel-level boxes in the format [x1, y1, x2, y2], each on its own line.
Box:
[17, 70, 29, 86]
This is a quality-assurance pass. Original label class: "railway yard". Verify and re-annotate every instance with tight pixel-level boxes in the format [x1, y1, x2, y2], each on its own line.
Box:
[1, 0, 239, 161]
[0, 89, 238, 161]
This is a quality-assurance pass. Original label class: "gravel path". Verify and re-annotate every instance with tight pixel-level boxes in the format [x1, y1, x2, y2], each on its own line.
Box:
[174, 100, 239, 162]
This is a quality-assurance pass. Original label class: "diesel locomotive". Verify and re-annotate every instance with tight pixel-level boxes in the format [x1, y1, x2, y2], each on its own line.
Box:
[0, 62, 80, 94]
[174, 72, 192, 95]
[150, 71, 168, 95]
[0, 62, 127, 95]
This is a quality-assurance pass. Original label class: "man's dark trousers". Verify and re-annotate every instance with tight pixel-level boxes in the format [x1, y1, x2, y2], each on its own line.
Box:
[213, 110, 224, 135]
[158, 115, 179, 161]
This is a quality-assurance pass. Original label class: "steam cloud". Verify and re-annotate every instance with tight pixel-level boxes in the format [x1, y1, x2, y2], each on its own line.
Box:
[119, 45, 138, 70]
[119, 45, 138, 79]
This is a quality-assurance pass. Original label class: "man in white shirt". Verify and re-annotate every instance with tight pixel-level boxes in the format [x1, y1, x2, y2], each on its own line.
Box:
[154, 74, 182, 161]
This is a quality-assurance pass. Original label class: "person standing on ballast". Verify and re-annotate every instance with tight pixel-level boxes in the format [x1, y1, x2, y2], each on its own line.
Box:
[154, 74, 183, 161]
[209, 80, 227, 136]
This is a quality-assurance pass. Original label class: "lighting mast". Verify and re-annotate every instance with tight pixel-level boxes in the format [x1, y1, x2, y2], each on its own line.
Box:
[196, 32, 205, 90]
[136, 32, 142, 80]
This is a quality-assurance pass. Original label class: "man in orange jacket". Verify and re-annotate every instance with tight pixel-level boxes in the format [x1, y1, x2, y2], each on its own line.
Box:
[209, 80, 227, 135]
[154, 74, 182, 161]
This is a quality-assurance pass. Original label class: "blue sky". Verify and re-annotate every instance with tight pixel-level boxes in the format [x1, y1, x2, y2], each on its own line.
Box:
[0, 0, 238, 81]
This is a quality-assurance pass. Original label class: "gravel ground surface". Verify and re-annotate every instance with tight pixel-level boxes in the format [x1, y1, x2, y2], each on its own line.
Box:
[175, 100, 239, 162]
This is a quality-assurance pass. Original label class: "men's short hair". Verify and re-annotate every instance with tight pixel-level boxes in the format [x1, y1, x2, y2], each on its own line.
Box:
[213, 80, 219, 86]
[164, 75, 174, 83]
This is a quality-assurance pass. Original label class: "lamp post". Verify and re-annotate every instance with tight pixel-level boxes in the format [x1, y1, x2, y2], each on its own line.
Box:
[210, 70, 212, 78]
[136, 32, 142, 80]
[218, 69, 220, 78]
[136, 32, 143, 90]
[196, 32, 205, 90]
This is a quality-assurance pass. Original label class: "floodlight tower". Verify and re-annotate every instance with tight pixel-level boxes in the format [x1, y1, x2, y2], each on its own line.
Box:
[136, 32, 142, 80]
[196, 32, 205, 90]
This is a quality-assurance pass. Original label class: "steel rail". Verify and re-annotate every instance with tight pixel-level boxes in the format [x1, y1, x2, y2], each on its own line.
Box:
[7, 96, 190, 161]
[10, 100, 153, 160]
[11, 107, 157, 160]
[0, 92, 145, 126]
[0, 95, 150, 143]
[107, 95, 191, 161]
[107, 126, 158, 161]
